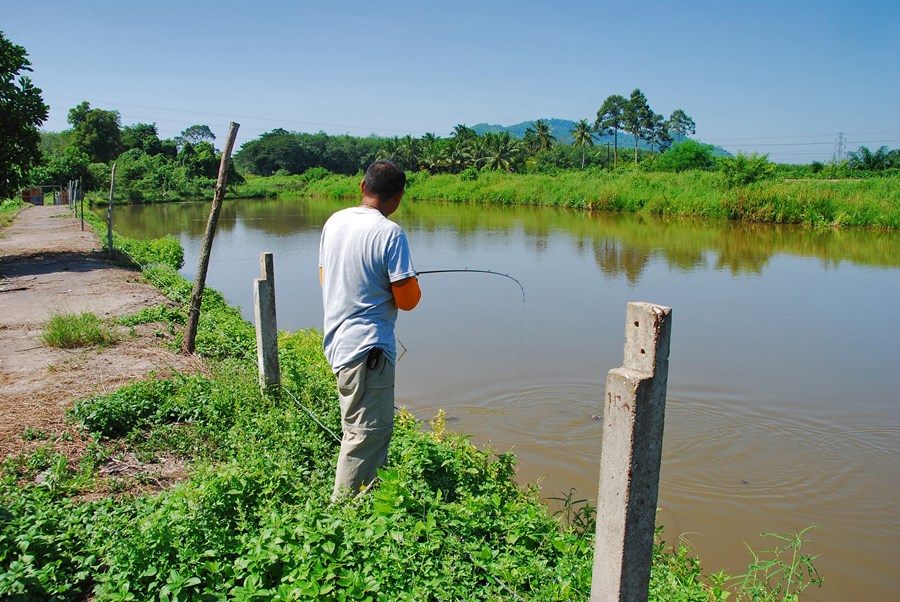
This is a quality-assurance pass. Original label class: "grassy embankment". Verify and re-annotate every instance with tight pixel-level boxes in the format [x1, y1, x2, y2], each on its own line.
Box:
[0, 212, 821, 600]
[231, 169, 900, 229]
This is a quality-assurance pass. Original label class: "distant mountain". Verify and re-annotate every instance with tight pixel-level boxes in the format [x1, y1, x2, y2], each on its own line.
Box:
[471, 118, 732, 157]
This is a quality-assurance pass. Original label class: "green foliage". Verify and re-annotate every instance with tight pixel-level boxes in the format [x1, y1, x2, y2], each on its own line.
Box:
[234, 129, 382, 176]
[67, 101, 123, 164]
[730, 528, 823, 601]
[719, 152, 776, 187]
[117, 304, 185, 327]
[847, 145, 899, 172]
[654, 140, 716, 172]
[42, 312, 119, 349]
[0, 198, 21, 227]
[175, 124, 215, 150]
[0, 31, 49, 200]
[121, 122, 163, 156]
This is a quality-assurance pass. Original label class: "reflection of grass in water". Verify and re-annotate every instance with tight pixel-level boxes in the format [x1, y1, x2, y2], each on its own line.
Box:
[43, 312, 120, 349]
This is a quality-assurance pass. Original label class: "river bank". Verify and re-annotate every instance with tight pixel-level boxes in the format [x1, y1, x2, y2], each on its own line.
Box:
[229, 169, 900, 229]
[0, 205, 822, 600]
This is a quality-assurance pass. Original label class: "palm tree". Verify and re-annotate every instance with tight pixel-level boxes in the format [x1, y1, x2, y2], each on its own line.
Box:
[451, 124, 476, 141]
[439, 140, 466, 173]
[481, 132, 518, 172]
[532, 119, 556, 152]
[396, 135, 420, 171]
[847, 145, 893, 171]
[570, 119, 595, 169]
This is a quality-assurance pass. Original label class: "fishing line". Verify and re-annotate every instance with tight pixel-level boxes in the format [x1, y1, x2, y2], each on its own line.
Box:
[415, 267, 528, 404]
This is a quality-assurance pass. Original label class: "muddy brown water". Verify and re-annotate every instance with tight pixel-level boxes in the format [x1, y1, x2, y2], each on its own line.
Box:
[113, 197, 900, 601]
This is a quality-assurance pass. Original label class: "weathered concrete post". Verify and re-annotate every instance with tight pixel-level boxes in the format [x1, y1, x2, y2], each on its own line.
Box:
[106, 163, 117, 256]
[254, 252, 280, 390]
[591, 302, 672, 602]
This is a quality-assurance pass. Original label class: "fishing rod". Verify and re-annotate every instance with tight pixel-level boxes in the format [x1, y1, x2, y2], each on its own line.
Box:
[415, 269, 526, 302]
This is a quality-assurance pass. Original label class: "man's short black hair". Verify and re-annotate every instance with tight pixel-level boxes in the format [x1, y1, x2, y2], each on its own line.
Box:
[364, 160, 406, 203]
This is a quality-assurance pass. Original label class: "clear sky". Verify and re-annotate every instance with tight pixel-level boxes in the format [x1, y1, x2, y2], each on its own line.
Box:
[5, 0, 899, 163]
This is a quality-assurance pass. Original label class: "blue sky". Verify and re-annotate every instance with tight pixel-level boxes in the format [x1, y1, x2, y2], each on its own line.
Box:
[5, 0, 899, 163]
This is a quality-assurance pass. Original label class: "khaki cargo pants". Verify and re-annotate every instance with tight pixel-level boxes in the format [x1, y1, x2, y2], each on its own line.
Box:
[332, 349, 395, 499]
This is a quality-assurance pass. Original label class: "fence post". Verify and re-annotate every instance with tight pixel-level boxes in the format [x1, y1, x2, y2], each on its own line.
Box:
[254, 252, 280, 390]
[183, 121, 240, 354]
[591, 302, 672, 602]
[106, 164, 117, 256]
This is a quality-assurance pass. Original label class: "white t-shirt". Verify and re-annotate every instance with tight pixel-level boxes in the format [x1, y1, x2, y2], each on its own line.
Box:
[319, 206, 416, 372]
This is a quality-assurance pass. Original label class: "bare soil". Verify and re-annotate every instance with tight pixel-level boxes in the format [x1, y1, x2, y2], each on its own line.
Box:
[0, 205, 201, 489]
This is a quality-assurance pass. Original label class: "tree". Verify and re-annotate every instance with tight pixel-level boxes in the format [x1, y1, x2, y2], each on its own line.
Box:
[451, 124, 476, 141]
[667, 109, 695, 143]
[67, 101, 122, 163]
[480, 132, 518, 172]
[646, 112, 672, 153]
[527, 119, 556, 152]
[847, 145, 896, 171]
[0, 31, 49, 199]
[121, 122, 163, 156]
[595, 94, 627, 168]
[569, 119, 595, 169]
[175, 124, 216, 150]
[622, 89, 654, 164]
[653, 140, 715, 172]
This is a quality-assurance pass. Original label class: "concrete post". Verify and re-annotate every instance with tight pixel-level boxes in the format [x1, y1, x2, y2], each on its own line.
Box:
[591, 302, 672, 602]
[254, 252, 280, 390]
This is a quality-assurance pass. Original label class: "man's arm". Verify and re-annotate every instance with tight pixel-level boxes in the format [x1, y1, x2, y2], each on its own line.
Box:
[392, 277, 421, 311]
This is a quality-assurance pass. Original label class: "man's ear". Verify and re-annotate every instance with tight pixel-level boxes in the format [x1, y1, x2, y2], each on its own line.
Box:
[360, 179, 366, 194]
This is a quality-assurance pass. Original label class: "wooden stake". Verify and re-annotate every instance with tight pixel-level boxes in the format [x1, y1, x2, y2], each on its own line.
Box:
[182, 122, 240, 355]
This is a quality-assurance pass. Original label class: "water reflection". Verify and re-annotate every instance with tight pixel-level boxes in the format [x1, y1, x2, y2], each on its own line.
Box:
[111, 197, 900, 282]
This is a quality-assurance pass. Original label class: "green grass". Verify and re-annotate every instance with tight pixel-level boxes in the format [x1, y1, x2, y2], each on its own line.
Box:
[0, 199, 23, 228]
[293, 169, 900, 229]
[42, 312, 120, 349]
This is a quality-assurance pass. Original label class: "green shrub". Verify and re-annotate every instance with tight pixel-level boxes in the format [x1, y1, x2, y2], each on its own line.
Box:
[653, 140, 716, 172]
[719, 152, 776, 187]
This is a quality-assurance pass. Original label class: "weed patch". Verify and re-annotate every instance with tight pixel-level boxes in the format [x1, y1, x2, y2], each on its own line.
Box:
[42, 312, 119, 349]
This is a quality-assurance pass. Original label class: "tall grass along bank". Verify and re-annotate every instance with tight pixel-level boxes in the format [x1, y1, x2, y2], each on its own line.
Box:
[270, 169, 899, 229]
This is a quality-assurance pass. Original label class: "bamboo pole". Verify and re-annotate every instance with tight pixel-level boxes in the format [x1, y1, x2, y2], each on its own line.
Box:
[182, 122, 240, 355]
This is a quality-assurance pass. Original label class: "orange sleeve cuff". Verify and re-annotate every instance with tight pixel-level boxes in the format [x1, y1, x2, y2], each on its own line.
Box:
[392, 277, 421, 311]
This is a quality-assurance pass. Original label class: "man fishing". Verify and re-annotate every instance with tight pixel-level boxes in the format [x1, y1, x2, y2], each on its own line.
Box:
[319, 159, 422, 499]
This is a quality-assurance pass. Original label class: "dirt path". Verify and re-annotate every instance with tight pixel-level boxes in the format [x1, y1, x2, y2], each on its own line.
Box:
[0, 205, 200, 458]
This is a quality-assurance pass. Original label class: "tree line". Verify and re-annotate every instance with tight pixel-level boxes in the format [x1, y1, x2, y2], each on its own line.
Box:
[2, 30, 897, 205]
[31, 101, 241, 202]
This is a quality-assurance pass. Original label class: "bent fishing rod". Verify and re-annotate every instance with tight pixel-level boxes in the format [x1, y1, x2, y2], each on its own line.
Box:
[415, 268, 525, 302]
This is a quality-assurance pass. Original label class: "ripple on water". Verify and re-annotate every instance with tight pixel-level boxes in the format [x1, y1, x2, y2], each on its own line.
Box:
[662, 387, 900, 532]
